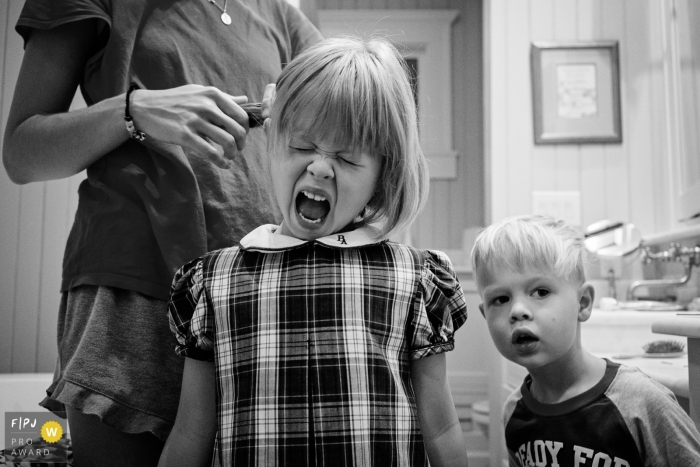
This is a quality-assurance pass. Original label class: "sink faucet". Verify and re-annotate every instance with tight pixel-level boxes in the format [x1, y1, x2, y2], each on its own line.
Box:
[606, 268, 617, 300]
[626, 244, 700, 301]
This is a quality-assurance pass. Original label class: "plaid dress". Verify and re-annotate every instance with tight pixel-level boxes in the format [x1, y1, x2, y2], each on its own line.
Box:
[168, 225, 468, 466]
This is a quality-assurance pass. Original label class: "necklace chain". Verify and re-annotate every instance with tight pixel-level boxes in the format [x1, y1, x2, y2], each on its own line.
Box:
[208, 0, 231, 25]
[208, 0, 227, 13]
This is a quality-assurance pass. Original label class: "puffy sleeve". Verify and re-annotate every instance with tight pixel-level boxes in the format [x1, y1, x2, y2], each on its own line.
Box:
[410, 250, 468, 360]
[167, 257, 215, 362]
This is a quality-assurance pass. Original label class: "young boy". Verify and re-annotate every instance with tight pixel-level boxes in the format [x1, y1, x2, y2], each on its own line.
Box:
[471, 214, 700, 467]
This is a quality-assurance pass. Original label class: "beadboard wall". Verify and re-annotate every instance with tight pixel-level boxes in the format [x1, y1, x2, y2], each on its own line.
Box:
[485, 0, 673, 234]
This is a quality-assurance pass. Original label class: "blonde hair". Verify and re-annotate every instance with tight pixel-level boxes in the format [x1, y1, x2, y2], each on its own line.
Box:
[267, 35, 428, 239]
[471, 215, 586, 288]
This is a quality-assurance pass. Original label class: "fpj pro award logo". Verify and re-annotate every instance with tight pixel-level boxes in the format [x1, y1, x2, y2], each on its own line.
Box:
[5, 412, 69, 464]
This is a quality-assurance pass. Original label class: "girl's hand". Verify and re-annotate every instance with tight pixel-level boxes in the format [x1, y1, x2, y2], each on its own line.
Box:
[158, 358, 216, 467]
[129, 85, 249, 168]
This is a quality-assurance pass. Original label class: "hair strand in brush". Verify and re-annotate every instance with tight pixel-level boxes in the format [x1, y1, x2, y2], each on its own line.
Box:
[642, 340, 685, 354]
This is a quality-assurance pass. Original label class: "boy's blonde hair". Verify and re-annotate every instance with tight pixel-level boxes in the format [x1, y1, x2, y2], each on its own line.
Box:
[267, 35, 428, 239]
[471, 215, 586, 288]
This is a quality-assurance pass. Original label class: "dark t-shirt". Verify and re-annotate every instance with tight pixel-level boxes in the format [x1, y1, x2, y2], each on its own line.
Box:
[503, 360, 700, 466]
[16, 0, 322, 299]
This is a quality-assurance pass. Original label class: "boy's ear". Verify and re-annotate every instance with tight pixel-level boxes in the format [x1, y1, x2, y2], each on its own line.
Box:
[577, 282, 596, 322]
[478, 303, 485, 317]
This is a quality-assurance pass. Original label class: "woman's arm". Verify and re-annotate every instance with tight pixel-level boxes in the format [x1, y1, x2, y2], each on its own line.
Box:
[3, 19, 122, 183]
[411, 353, 468, 467]
[3, 20, 251, 184]
[158, 358, 217, 467]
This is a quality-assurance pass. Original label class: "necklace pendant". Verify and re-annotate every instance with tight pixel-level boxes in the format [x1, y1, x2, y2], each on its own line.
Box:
[221, 12, 231, 25]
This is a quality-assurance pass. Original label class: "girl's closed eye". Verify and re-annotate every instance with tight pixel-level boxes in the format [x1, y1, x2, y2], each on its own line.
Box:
[290, 145, 315, 152]
[337, 154, 359, 166]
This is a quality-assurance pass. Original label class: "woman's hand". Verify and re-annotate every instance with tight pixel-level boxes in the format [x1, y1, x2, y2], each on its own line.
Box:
[129, 85, 250, 168]
[2, 19, 258, 183]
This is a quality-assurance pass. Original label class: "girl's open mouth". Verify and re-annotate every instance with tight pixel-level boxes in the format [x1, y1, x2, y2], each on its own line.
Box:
[296, 190, 330, 224]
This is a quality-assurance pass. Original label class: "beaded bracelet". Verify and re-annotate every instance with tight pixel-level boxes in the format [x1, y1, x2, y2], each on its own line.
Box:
[124, 82, 147, 141]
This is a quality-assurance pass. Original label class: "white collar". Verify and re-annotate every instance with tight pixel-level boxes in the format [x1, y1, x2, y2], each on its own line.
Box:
[239, 224, 385, 251]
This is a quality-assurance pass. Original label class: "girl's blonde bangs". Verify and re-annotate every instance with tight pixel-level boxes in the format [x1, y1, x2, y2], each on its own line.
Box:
[276, 56, 396, 159]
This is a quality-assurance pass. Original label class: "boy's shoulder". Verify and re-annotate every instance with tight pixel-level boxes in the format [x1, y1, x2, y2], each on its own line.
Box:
[605, 362, 679, 414]
[610, 363, 673, 394]
[604, 363, 700, 463]
[503, 384, 523, 425]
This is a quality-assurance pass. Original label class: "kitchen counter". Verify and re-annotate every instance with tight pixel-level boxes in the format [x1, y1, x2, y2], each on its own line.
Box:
[652, 314, 700, 338]
[583, 310, 682, 354]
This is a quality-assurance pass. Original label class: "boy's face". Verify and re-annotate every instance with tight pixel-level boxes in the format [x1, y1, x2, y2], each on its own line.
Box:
[270, 116, 382, 241]
[477, 263, 594, 372]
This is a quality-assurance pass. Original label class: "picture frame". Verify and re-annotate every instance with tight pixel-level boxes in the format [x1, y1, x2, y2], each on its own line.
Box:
[531, 41, 622, 144]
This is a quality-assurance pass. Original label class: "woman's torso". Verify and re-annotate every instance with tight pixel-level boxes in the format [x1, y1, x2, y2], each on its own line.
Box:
[16, 0, 322, 299]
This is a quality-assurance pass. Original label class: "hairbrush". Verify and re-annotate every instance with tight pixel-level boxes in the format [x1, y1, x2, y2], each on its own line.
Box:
[240, 102, 265, 128]
[612, 339, 686, 359]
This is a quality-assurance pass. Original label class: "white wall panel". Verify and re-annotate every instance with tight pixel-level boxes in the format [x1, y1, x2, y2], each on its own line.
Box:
[505, 0, 533, 216]
[626, 0, 658, 236]
[529, 0, 558, 194]
[0, 0, 19, 374]
[601, 1, 633, 225]
[552, 0, 582, 195]
[487, 0, 508, 223]
[487, 0, 671, 244]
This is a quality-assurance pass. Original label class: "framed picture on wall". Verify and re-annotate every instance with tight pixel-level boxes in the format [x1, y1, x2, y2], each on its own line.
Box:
[531, 41, 622, 144]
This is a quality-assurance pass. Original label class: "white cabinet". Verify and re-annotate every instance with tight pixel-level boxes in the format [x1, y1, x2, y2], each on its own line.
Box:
[663, 0, 700, 223]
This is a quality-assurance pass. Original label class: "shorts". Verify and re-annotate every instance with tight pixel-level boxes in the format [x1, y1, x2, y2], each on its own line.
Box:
[40, 285, 184, 440]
